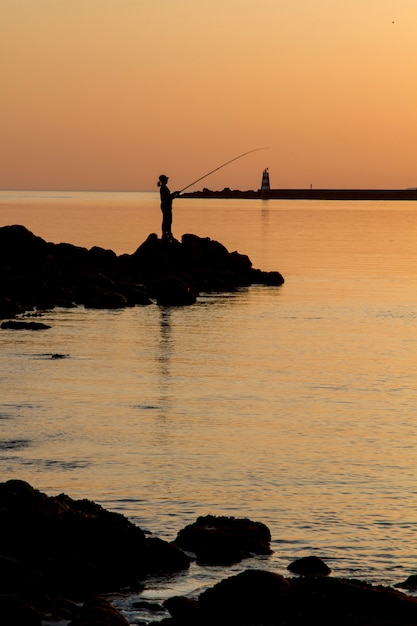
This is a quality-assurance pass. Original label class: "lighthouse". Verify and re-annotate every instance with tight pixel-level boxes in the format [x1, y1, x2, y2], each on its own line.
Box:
[260, 168, 270, 198]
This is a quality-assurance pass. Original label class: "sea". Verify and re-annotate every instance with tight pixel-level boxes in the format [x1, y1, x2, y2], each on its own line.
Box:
[1, 190, 416, 624]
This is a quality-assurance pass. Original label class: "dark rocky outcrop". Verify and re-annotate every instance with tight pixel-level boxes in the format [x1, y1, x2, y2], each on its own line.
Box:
[0, 479, 190, 624]
[0, 225, 284, 317]
[173, 514, 272, 565]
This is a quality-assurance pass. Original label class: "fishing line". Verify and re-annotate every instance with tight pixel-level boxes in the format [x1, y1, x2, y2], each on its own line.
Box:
[178, 147, 269, 194]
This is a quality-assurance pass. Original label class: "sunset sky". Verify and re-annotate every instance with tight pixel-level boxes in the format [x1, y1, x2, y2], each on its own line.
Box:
[1, 0, 416, 191]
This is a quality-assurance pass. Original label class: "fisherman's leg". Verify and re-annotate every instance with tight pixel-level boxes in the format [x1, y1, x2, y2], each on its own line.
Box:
[162, 213, 169, 239]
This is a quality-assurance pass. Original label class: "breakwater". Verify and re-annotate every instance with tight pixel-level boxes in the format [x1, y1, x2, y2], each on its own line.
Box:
[182, 188, 417, 200]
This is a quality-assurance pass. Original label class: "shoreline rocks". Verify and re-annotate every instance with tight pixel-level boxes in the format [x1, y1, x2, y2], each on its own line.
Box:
[1, 480, 417, 625]
[0, 225, 285, 318]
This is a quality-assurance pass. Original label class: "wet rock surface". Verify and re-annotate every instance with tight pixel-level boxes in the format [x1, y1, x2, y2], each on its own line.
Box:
[0, 225, 284, 318]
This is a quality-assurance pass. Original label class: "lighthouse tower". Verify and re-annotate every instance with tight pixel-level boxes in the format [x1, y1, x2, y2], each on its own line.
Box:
[260, 168, 270, 198]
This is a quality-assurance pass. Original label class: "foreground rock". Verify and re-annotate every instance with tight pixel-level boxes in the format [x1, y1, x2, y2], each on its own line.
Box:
[0, 225, 284, 317]
[160, 569, 417, 626]
[0, 479, 190, 624]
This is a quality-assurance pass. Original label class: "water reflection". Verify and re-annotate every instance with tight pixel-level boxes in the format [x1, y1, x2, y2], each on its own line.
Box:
[156, 307, 174, 419]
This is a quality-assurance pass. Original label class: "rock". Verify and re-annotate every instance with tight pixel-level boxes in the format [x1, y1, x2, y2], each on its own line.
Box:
[87, 246, 118, 272]
[144, 537, 191, 573]
[52, 241, 89, 267]
[0, 480, 189, 598]
[1, 320, 51, 330]
[161, 570, 417, 626]
[0, 224, 50, 271]
[0, 480, 144, 592]
[68, 595, 129, 626]
[173, 515, 272, 565]
[289, 575, 417, 626]
[0, 225, 284, 315]
[395, 574, 417, 589]
[0, 296, 22, 319]
[84, 290, 131, 309]
[153, 275, 197, 306]
[0, 555, 49, 611]
[250, 268, 285, 285]
[163, 595, 200, 623]
[0, 594, 42, 626]
[2, 274, 50, 309]
[198, 569, 290, 624]
[116, 281, 153, 305]
[287, 555, 331, 576]
[2, 481, 417, 626]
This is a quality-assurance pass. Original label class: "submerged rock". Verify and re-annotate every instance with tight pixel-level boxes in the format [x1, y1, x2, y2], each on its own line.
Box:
[0, 225, 284, 316]
[0, 320, 51, 330]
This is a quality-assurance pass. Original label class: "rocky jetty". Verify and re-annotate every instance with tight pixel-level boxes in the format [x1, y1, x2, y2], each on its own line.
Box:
[2, 480, 417, 625]
[183, 187, 417, 201]
[0, 225, 284, 319]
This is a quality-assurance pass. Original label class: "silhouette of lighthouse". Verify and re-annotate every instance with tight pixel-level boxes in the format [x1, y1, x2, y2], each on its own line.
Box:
[260, 168, 270, 198]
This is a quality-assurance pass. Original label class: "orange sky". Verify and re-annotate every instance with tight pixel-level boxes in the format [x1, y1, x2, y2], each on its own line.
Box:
[1, 0, 416, 191]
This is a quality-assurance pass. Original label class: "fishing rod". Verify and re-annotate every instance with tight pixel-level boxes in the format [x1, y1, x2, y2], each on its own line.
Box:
[178, 147, 269, 194]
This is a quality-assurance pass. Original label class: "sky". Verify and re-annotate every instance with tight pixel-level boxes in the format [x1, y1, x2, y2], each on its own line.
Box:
[1, 0, 416, 191]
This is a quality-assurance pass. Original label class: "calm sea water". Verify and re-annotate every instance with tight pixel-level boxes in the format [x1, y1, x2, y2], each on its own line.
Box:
[1, 191, 416, 622]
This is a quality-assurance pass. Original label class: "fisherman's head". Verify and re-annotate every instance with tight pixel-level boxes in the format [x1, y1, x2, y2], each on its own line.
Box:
[158, 174, 168, 186]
